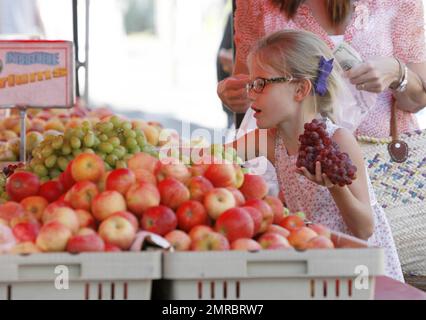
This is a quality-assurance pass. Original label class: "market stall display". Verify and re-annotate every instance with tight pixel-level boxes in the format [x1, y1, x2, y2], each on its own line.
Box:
[0, 251, 161, 300]
[0, 13, 424, 300]
[161, 232, 383, 300]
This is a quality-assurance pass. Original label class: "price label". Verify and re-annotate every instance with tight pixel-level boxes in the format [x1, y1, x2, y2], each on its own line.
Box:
[0, 40, 74, 108]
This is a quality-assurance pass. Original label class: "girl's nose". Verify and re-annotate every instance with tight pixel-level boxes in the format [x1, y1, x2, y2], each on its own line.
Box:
[246, 87, 257, 102]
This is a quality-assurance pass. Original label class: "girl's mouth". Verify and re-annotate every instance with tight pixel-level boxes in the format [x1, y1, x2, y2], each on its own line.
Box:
[252, 106, 262, 115]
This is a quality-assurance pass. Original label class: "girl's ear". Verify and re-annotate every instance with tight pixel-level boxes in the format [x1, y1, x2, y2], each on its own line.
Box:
[294, 79, 312, 102]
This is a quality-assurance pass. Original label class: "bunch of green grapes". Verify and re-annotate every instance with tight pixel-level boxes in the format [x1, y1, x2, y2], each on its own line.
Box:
[29, 115, 157, 181]
[209, 144, 244, 165]
[0, 173, 8, 202]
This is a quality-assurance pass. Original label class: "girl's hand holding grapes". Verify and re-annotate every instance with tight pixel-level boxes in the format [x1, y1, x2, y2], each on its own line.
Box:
[296, 161, 335, 189]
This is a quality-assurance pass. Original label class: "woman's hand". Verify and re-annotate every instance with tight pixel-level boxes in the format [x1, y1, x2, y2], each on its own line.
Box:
[296, 161, 335, 189]
[217, 74, 251, 113]
[344, 57, 400, 93]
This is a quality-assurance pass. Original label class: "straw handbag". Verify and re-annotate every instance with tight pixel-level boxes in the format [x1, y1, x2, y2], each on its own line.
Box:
[357, 102, 426, 276]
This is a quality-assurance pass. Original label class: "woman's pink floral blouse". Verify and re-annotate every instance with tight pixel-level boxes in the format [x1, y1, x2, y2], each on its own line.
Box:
[234, 0, 426, 137]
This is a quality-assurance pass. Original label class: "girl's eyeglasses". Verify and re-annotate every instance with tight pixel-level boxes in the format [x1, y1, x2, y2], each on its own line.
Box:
[246, 76, 294, 94]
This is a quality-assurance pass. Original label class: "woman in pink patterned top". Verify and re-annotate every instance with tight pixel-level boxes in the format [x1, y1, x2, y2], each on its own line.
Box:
[218, 0, 426, 138]
[230, 29, 404, 281]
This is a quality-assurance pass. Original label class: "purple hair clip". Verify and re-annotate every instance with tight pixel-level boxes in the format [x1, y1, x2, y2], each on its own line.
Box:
[314, 56, 334, 96]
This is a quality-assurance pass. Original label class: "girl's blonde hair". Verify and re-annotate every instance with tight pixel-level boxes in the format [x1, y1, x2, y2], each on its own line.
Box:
[248, 29, 345, 122]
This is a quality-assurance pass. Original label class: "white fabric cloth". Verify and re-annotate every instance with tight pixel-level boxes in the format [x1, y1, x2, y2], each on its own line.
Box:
[233, 108, 280, 197]
[329, 34, 344, 46]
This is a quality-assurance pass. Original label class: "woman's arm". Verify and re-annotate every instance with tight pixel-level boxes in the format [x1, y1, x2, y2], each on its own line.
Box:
[298, 128, 374, 240]
[346, 58, 426, 113]
[393, 62, 426, 113]
[347, 0, 426, 114]
[216, 0, 261, 113]
[392, 0, 426, 113]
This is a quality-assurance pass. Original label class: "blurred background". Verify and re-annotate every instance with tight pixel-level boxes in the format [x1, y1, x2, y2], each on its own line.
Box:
[0, 0, 425, 131]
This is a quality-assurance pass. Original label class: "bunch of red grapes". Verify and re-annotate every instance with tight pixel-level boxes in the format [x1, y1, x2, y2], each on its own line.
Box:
[296, 119, 357, 186]
[2, 163, 24, 178]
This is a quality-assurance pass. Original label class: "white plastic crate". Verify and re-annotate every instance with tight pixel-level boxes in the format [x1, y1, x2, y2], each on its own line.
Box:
[0, 251, 161, 300]
[161, 232, 385, 300]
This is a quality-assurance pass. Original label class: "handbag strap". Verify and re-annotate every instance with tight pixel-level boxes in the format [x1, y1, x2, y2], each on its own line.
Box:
[357, 99, 399, 144]
[388, 99, 409, 162]
[390, 99, 399, 142]
[357, 98, 409, 162]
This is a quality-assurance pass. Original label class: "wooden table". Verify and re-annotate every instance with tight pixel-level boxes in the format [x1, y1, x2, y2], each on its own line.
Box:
[375, 276, 426, 300]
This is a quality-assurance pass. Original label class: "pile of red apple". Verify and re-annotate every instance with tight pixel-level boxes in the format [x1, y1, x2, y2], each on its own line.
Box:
[0, 150, 335, 254]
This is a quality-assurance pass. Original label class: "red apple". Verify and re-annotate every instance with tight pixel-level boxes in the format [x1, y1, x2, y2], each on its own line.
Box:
[106, 168, 136, 195]
[133, 168, 157, 185]
[36, 221, 72, 252]
[203, 188, 236, 220]
[45, 207, 79, 234]
[42, 200, 70, 224]
[264, 196, 286, 225]
[59, 160, 76, 191]
[110, 211, 139, 232]
[30, 119, 46, 133]
[188, 176, 214, 202]
[164, 230, 191, 251]
[75, 209, 96, 229]
[0, 201, 25, 223]
[158, 178, 190, 210]
[6, 172, 40, 202]
[126, 182, 160, 216]
[141, 205, 177, 236]
[20, 196, 48, 221]
[204, 163, 241, 188]
[240, 206, 262, 235]
[190, 231, 230, 251]
[226, 187, 246, 207]
[244, 199, 273, 234]
[97, 171, 111, 192]
[10, 212, 38, 228]
[280, 215, 305, 232]
[239, 174, 268, 200]
[156, 160, 191, 184]
[258, 232, 292, 250]
[231, 238, 262, 251]
[288, 227, 318, 250]
[91, 190, 127, 221]
[0, 224, 16, 253]
[190, 164, 210, 177]
[57, 193, 70, 204]
[38, 180, 64, 203]
[176, 200, 209, 232]
[127, 152, 160, 174]
[215, 207, 254, 242]
[308, 223, 331, 239]
[188, 225, 214, 242]
[305, 235, 335, 249]
[10, 241, 41, 254]
[98, 215, 136, 250]
[67, 230, 105, 253]
[105, 242, 122, 252]
[265, 224, 290, 238]
[233, 165, 245, 189]
[67, 181, 99, 211]
[12, 222, 40, 243]
[71, 153, 105, 183]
